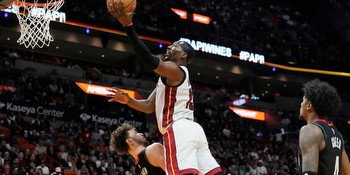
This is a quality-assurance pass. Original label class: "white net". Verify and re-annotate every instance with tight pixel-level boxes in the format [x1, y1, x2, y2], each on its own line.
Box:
[12, 0, 64, 49]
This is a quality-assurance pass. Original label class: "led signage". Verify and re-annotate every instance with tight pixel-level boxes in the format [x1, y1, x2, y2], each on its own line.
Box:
[180, 37, 232, 57]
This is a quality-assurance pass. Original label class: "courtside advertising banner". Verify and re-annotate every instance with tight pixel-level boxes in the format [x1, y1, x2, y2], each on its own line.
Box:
[78, 112, 144, 128]
[0, 99, 66, 119]
[0, 99, 145, 126]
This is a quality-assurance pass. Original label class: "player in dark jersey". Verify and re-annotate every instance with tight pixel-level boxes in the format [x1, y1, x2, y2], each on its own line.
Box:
[110, 123, 165, 175]
[299, 79, 350, 175]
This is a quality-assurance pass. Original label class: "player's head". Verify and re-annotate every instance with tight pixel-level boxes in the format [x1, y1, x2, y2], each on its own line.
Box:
[164, 41, 195, 64]
[110, 123, 149, 153]
[299, 79, 341, 120]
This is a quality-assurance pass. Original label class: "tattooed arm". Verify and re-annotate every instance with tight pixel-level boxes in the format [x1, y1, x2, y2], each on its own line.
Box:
[299, 124, 325, 173]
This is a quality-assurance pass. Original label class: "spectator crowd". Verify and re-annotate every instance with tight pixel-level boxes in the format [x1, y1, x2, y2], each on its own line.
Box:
[60, 0, 350, 71]
[0, 44, 349, 175]
[1, 0, 350, 174]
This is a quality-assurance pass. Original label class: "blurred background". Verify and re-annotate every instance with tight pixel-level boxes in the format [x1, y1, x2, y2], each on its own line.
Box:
[0, 0, 349, 174]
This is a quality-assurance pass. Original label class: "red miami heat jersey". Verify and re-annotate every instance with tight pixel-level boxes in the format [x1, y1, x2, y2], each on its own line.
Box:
[155, 66, 194, 134]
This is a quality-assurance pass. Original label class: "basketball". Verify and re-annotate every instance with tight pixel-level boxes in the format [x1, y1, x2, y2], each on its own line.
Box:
[111, 0, 136, 13]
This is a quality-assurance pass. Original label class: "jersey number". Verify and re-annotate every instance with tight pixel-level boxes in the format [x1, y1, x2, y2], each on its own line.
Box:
[186, 89, 194, 110]
[334, 155, 339, 175]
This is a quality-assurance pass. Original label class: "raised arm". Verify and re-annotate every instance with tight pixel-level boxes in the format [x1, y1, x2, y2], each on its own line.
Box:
[124, 26, 184, 84]
[106, 0, 184, 85]
[108, 87, 156, 114]
[299, 124, 324, 173]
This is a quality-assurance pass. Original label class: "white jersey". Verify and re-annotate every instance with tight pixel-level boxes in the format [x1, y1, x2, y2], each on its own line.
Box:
[155, 66, 194, 134]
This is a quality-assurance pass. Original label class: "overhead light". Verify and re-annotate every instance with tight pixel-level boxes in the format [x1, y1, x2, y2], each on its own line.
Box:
[193, 13, 211, 25]
[101, 54, 105, 58]
[79, 50, 83, 54]
[85, 28, 90, 34]
[171, 8, 187, 19]
[55, 46, 59, 49]
[197, 72, 200, 75]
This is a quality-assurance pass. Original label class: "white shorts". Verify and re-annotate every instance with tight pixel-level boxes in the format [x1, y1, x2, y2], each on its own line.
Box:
[163, 119, 222, 175]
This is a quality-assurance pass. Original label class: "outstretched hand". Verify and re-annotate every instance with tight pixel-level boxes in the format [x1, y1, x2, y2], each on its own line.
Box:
[106, 0, 135, 26]
[107, 88, 131, 104]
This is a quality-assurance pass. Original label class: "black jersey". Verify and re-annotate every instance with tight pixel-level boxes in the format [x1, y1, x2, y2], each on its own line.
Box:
[312, 119, 344, 175]
[136, 149, 165, 175]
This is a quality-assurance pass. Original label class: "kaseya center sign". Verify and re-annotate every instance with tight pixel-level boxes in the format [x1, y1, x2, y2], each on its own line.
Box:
[0, 100, 65, 118]
[0, 99, 145, 127]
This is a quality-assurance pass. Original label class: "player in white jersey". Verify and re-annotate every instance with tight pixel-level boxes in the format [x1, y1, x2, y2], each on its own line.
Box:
[154, 65, 194, 135]
[106, 1, 222, 174]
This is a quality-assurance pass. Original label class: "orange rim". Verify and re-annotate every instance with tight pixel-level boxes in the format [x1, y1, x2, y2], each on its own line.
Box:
[14, 0, 64, 7]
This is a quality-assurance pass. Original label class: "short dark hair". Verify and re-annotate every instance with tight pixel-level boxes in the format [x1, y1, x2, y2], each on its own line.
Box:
[110, 123, 134, 153]
[177, 41, 195, 63]
[302, 79, 341, 117]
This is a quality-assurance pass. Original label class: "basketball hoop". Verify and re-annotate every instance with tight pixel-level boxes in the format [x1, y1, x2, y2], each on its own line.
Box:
[12, 0, 64, 49]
